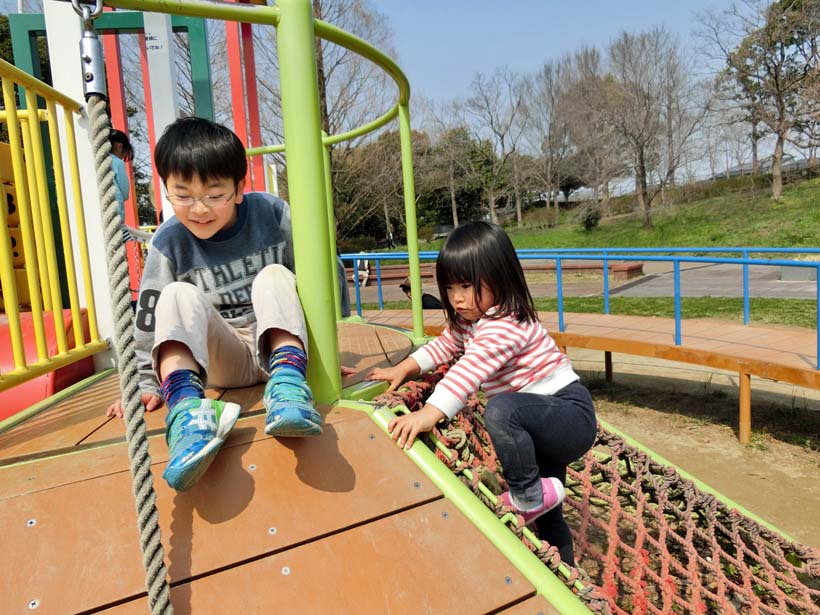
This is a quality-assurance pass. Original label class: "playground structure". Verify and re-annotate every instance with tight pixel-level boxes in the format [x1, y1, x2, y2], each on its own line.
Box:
[1, 1, 819, 614]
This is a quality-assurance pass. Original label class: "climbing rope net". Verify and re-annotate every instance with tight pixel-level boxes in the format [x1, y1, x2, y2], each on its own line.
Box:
[375, 365, 820, 615]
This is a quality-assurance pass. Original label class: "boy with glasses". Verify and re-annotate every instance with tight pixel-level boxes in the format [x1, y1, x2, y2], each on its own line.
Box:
[106, 117, 322, 492]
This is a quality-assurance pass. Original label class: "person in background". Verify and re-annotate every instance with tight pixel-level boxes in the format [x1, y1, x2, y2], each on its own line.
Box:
[399, 276, 443, 310]
[109, 129, 134, 223]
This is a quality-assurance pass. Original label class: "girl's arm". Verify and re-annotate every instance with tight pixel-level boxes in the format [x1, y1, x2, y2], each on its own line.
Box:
[427, 319, 527, 419]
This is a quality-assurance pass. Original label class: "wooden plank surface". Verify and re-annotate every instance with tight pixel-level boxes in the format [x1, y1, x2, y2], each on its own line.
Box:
[102, 500, 538, 615]
[0, 408, 442, 615]
[497, 595, 562, 615]
[0, 374, 119, 463]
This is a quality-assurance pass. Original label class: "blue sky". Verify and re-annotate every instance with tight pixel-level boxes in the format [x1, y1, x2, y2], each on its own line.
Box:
[377, 0, 736, 103]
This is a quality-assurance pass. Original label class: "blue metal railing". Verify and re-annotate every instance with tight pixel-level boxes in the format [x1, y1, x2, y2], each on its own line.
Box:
[341, 247, 820, 368]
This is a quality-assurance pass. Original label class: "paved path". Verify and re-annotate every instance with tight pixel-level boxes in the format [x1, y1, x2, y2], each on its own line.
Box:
[612, 263, 817, 299]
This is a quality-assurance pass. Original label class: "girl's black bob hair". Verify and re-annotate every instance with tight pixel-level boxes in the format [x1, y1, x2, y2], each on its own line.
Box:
[109, 129, 133, 162]
[435, 221, 536, 326]
[154, 116, 247, 186]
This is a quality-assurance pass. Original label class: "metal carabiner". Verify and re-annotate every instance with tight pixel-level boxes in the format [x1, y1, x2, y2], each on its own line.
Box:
[70, 0, 104, 24]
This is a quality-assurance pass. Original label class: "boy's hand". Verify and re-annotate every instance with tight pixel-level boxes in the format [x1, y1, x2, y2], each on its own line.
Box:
[106, 393, 163, 418]
[341, 365, 356, 377]
[387, 404, 445, 450]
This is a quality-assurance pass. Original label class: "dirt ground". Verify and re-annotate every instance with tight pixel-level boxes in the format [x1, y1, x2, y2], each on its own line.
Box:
[584, 377, 820, 550]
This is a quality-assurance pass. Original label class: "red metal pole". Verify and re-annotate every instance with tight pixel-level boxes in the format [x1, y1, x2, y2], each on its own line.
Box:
[241, 21, 265, 191]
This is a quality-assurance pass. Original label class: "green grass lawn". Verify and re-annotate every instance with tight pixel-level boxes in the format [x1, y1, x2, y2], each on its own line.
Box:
[507, 176, 820, 250]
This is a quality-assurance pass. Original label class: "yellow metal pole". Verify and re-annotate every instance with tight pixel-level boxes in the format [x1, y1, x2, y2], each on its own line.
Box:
[20, 119, 52, 316]
[63, 113, 101, 343]
[0, 90, 26, 369]
[2, 79, 48, 362]
[47, 100, 84, 348]
[26, 89, 68, 354]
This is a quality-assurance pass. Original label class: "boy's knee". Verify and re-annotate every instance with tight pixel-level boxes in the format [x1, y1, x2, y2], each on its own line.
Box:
[253, 264, 296, 290]
[158, 281, 207, 310]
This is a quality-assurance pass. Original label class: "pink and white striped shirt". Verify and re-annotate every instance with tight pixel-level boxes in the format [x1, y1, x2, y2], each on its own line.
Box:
[411, 312, 579, 419]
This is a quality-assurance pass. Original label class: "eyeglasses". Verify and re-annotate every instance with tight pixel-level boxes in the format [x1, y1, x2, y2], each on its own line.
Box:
[166, 189, 236, 209]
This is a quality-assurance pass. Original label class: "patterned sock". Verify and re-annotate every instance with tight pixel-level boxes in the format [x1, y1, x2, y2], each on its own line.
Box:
[269, 345, 307, 379]
[160, 368, 205, 409]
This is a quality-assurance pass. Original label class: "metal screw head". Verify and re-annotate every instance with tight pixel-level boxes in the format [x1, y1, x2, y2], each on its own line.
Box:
[268, 527, 277, 535]
[504, 576, 512, 585]
[281, 566, 291, 576]
[26, 519, 36, 528]
[248, 464, 257, 472]
[28, 600, 40, 610]
[413, 481, 421, 489]
[441, 511, 449, 519]
[368, 434, 376, 441]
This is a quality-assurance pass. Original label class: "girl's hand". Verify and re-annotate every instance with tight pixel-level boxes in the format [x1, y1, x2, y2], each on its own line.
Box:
[368, 357, 420, 392]
[387, 404, 446, 450]
[368, 365, 403, 391]
[106, 393, 163, 418]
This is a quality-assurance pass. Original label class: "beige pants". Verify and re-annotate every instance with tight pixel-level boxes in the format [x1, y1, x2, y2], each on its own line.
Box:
[150, 264, 308, 388]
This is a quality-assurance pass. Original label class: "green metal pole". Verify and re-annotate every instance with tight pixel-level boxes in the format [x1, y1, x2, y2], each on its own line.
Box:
[397, 103, 425, 344]
[182, 17, 215, 121]
[276, 0, 341, 401]
[323, 137, 342, 322]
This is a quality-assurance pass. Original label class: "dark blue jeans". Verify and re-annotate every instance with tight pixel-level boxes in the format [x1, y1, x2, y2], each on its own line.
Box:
[483, 380, 596, 564]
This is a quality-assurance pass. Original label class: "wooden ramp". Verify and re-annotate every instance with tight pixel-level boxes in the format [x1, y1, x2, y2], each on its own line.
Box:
[0, 321, 558, 615]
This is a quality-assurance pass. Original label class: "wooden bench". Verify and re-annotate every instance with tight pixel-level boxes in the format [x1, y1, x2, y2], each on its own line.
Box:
[522, 261, 644, 280]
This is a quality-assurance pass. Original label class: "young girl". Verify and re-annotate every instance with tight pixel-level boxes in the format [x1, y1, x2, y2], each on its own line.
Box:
[368, 221, 597, 565]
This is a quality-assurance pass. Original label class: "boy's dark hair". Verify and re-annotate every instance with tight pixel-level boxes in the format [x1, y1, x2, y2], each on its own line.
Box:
[436, 221, 536, 325]
[109, 129, 133, 162]
[154, 117, 247, 185]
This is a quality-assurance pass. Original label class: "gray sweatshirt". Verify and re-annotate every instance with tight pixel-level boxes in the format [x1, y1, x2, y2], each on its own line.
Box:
[133, 192, 293, 396]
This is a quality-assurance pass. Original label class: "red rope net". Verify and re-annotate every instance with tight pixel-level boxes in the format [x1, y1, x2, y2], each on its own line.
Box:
[375, 365, 820, 615]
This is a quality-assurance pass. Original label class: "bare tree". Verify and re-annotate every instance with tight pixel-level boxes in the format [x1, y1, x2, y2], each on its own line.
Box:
[603, 27, 699, 228]
[521, 58, 572, 226]
[463, 67, 526, 224]
[561, 47, 625, 217]
[417, 97, 478, 228]
[700, 0, 820, 200]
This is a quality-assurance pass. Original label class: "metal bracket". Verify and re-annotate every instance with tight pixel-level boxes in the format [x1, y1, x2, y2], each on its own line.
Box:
[71, 0, 107, 101]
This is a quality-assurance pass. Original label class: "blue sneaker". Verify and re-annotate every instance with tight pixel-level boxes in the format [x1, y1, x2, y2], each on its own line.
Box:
[263, 371, 322, 437]
[162, 397, 241, 492]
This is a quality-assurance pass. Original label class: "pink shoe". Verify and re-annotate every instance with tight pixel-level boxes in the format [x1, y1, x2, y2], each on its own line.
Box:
[499, 477, 565, 524]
